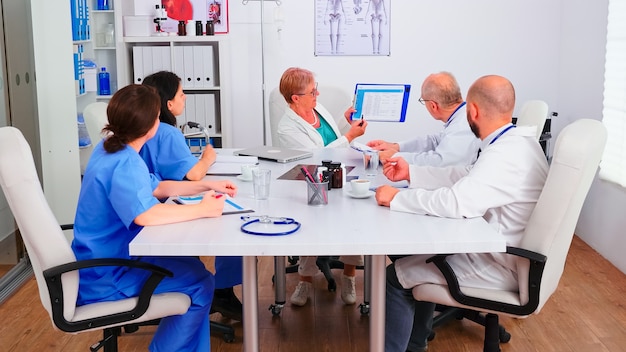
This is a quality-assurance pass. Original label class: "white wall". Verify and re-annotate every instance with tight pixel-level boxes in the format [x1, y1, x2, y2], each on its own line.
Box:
[228, 1, 625, 273]
[556, 0, 626, 274]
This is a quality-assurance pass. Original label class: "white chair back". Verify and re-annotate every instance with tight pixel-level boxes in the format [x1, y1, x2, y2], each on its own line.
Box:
[83, 102, 109, 146]
[517, 100, 549, 140]
[268, 87, 287, 147]
[516, 119, 606, 311]
[317, 84, 353, 135]
[0, 127, 79, 323]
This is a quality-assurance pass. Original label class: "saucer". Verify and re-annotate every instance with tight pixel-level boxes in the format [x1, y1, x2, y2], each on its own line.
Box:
[346, 190, 375, 199]
[237, 175, 253, 182]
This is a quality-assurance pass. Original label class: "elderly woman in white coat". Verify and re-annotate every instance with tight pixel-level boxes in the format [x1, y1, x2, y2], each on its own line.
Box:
[276, 67, 367, 307]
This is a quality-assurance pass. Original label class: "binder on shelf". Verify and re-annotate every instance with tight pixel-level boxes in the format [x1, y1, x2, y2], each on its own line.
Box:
[204, 94, 217, 135]
[142, 46, 154, 79]
[132, 46, 144, 83]
[194, 94, 206, 128]
[159, 46, 172, 72]
[173, 46, 185, 87]
[183, 46, 195, 89]
[192, 46, 204, 89]
[202, 45, 215, 88]
[184, 94, 196, 127]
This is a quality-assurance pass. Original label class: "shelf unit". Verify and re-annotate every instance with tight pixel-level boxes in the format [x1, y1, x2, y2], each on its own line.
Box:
[117, 35, 232, 148]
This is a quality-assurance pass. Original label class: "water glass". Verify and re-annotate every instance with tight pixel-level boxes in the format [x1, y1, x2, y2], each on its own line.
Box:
[253, 168, 271, 200]
[363, 150, 380, 177]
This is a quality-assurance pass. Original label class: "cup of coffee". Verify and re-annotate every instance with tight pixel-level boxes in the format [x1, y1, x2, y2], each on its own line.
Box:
[240, 164, 258, 181]
[350, 179, 371, 196]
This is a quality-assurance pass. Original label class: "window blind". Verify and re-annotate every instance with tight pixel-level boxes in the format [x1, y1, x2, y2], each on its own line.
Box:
[600, 0, 626, 186]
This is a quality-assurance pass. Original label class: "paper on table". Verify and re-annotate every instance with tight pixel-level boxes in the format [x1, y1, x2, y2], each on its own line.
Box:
[207, 155, 259, 175]
[350, 141, 374, 152]
[174, 194, 254, 215]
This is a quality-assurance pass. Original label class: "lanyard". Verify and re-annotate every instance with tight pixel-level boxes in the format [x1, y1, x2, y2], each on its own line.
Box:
[445, 101, 466, 127]
[488, 124, 516, 146]
[240, 215, 301, 236]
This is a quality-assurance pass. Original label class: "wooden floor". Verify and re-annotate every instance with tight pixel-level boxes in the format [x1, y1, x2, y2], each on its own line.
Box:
[1, 236, 625, 352]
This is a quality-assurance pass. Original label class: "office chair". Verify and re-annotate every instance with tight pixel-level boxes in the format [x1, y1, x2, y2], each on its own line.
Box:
[83, 102, 109, 146]
[0, 126, 235, 350]
[412, 119, 607, 352]
[0, 126, 192, 351]
[515, 100, 549, 140]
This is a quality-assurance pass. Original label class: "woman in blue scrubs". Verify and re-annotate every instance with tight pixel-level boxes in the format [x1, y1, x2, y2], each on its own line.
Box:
[71, 84, 236, 352]
[141, 71, 244, 321]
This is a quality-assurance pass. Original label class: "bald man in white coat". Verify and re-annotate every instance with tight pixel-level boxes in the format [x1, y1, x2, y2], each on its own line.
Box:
[376, 75, 549, 352]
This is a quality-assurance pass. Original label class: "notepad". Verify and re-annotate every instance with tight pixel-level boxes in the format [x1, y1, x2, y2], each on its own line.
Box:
[173, 194, 254, 215]
[206, 155, 259, 175]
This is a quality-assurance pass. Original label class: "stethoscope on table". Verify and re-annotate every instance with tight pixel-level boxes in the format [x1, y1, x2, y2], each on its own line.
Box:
[240, 215, 301, 236]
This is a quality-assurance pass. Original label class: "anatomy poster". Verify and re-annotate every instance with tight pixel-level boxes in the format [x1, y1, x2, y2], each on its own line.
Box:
[315, 0, 390, 56]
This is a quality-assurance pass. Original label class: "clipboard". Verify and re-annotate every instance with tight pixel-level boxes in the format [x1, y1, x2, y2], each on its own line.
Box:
[351, 83, 411, 122]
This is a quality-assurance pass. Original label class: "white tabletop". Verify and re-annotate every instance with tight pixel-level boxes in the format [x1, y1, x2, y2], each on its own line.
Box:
[131, 147, 504, 257]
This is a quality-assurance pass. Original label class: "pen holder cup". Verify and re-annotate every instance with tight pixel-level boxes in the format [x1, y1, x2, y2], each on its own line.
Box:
[307, 181, 329, 206]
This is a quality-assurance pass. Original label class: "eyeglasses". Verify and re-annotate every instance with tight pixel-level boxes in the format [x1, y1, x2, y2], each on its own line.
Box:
[295, 82, 319, 97]
[418, 97, 436, 105]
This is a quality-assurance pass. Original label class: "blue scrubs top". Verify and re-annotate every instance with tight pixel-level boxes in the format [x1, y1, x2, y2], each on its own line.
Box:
[72, 141, 160, 304]
[140, 122, 198, 181]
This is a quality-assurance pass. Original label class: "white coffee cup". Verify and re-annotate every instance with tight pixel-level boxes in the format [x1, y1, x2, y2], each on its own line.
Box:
[350, 179, 371, 196]
[240, 164, 258, 181]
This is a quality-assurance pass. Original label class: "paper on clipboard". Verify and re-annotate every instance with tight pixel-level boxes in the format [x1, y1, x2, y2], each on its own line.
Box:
[351, 83, 411, 122]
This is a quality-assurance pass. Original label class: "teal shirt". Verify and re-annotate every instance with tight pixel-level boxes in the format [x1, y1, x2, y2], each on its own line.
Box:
[316, 112, 338, 146]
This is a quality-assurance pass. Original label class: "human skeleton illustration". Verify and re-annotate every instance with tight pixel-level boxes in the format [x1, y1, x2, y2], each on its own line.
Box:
[324, 0, 347, 54]
[364, 0, 387, 54]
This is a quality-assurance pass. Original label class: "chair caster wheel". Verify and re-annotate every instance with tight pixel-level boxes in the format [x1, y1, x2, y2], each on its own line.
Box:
[359, 302, 370, 315]
[500, 330, 511, 343]
[269, 303, 283, 316]
[222, 333, 235, 342]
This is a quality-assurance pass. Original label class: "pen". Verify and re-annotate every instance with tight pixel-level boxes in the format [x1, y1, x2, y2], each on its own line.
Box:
[358, 116, 365, 127]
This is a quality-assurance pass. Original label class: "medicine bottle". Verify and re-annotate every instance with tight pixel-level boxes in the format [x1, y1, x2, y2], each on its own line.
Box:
[97, 0, 110, 10]
[206, 20, 215, 36]
[195, 21, 203, 36]
[98, 67, 111, 96]
[330, 162, 343, 188]
[177, 21, 187, 36]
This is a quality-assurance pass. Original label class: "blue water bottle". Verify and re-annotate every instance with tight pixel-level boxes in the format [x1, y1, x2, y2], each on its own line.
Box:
[98, 67, 111, 96]
[97, 0, 110, 10]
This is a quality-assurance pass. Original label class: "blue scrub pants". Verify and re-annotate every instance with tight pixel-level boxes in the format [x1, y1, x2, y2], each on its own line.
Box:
[214, 256, 243, 289]
[120, 256, 214, 352]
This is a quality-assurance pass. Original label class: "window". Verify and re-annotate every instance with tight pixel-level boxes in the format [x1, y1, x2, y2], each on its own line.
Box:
[600, 1, 626, 187]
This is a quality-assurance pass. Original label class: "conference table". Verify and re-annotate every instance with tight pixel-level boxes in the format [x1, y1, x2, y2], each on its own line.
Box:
[129, 147, 506, 352]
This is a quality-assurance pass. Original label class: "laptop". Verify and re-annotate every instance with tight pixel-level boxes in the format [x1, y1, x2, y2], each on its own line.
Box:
[234, 146, 313, 163]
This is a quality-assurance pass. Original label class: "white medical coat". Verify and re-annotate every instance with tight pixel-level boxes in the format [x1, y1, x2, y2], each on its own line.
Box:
[392, 125, 549, 290]
[277, 103, 349, 148]
[395, 103, 481, 167]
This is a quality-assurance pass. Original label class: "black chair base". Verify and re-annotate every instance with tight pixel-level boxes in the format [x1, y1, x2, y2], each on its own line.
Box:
[91, 319, 235, 351]
[430, 305, 511, 352]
